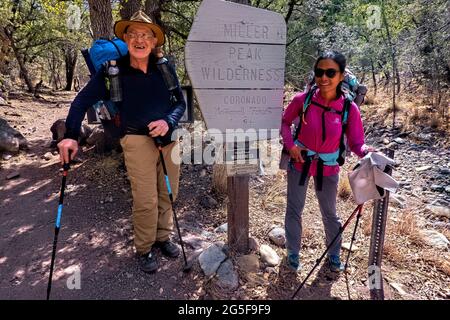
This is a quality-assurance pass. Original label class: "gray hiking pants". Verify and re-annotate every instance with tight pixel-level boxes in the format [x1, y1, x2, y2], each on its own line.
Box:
[285, 168, 342, 257]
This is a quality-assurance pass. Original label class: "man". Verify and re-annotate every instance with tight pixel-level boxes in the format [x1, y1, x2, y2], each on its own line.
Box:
[57, 11, 186, 273]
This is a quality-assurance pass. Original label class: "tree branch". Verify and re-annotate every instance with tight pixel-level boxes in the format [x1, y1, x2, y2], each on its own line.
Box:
[161, 8, 193, 25]
[285, 0, 301, 24]
[165, 26, 188, 40]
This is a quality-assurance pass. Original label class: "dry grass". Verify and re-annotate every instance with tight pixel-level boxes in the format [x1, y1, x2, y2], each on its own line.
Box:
[389, 210, 425, 247]
[262, 175, 286, 209]
[362, 216, 372, 236]
[429, 114, 443, 129]
[423, 253, 450, 277]
[338, 175, 352, 200]
[393, 210, 418, 237]
[409, 232, 425, 247]
[439, 228, 450, 242]
[408, 108, 421, 125]
[212, 164, 228, 194]
[364, 94, 376, 105]
[383, 241, 404, 264]
[360, 208, 373, 236]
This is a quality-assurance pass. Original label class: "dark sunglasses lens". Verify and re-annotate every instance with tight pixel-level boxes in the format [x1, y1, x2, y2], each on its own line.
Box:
[325, 69, 337, 78]
[314, 69, 324, 77]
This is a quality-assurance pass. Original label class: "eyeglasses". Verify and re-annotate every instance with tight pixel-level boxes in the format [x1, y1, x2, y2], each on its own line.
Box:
[314, 68, 338, 78]
[126, 32, 154, 40]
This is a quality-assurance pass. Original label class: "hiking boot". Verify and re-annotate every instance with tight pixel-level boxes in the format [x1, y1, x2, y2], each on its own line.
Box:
[328, 255, 345, 272]
[138, 249, 158, 273]
[154, 240, 180, 258]
[286, 251, 301, 272]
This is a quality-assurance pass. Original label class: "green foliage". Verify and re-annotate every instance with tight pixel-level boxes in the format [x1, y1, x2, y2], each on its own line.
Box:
[0, 0, 92, 89]
[1, 0, 448, 97]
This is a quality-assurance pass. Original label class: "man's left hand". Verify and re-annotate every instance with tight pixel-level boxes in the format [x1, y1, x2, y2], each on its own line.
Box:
[148, 119, 169, 137]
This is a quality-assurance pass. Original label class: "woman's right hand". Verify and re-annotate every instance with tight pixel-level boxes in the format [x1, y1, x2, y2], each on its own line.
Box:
[288, 145, 306, 163]
[57, 138, 78, 165]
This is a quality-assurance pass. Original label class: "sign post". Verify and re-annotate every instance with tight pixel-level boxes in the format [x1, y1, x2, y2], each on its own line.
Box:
[185, 0, 286, 252]
[368, 149, 395, 300]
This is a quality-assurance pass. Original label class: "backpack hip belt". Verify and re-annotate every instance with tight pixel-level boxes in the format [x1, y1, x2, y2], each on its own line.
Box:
[294, 140, 340, 192]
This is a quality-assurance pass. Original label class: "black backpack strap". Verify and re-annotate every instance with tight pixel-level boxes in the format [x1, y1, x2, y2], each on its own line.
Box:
[337, 98, 351, 166]
[298, 150, 311, 186]
[156, 58, 177, 88]
[316, 158, 324, 191]
[310, 100, 343, 143]
[81, 49, 96, 77]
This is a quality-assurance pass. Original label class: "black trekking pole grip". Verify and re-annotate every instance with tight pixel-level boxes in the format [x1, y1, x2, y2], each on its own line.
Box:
[63, 161, 70, 172]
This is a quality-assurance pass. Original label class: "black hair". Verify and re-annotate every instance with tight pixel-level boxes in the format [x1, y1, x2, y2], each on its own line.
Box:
[313, 50, 347, 97]
[313, 50, 346, 73]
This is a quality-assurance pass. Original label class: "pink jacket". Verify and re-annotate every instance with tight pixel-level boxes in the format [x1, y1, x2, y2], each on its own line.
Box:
[281, 89, 367, 176]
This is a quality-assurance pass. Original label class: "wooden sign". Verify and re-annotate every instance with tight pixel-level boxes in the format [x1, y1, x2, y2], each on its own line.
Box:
[185, 0, 286, 137]
[185, 0, 286, 254]
[225, 141, 259, 175]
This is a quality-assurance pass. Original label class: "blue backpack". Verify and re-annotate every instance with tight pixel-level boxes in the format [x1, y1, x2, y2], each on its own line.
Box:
[88, 38, 128, 73]
[81, 38, 180, 127]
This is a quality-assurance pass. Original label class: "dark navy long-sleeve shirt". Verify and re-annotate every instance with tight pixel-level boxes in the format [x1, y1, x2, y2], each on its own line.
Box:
[64, 54, 186, 140]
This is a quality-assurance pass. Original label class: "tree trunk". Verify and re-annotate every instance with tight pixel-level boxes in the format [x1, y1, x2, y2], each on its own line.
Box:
[49, 52, 57, 89]
[371, 60, 377, 96]
[87, 0, 113, 39]
[64, 45, 78, 91]
[87, 0, 120, 153]
[3, 27, 34, 92]
[381, 0, 397, 128]
[144, 0, 162, 26]
[120, 0, 143, 20]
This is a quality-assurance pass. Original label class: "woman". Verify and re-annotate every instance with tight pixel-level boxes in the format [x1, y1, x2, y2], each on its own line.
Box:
[280, 51, 374, 272]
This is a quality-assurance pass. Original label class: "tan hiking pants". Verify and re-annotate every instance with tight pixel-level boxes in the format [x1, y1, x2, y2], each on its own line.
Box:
[120, 135, 180, 255]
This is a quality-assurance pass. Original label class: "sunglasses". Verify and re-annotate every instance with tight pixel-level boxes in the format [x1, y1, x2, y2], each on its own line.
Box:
[314, 68, 339, 78]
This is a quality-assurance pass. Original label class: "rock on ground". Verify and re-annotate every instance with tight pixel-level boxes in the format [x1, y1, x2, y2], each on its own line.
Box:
[268, 227, 286, 247]
[0, 118, 28, 152]
[214, 223, 227, 233]
[214, 259, 239, 291]
[198, 243, 227, 277]
[259, 244, 280, 267]
[419, 230, 449, 249]
[236, 254, 260, 274]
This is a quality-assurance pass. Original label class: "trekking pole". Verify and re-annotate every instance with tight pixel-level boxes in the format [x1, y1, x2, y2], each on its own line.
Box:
[291, 204, 363, 300]
[154, 138, 192, 273]
[47, 156, 71, 300]
[344, 208, 363, 300]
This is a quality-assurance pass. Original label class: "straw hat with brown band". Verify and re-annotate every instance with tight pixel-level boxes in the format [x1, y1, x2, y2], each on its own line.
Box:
[114, 10, 165, 47]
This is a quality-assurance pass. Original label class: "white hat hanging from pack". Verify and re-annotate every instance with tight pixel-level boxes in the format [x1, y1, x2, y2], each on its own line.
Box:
[348, 152, 399, 205]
